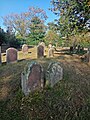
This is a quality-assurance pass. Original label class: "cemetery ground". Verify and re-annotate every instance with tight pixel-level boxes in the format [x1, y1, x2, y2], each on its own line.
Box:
[0, 47, 90, 120]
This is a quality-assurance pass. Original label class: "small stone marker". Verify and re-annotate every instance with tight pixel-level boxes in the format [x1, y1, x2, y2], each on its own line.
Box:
[21, 62, 44, 95]
[22, 44, 28, 54]
[48, 47, 55, 57]
[37, 45, 44, 58]
[80, 47, 90, 62]
[0, 46, 1, 64]
[48, 43, 52, 49]
[6, 47, 18, 63]
[46, 62, 63, 87]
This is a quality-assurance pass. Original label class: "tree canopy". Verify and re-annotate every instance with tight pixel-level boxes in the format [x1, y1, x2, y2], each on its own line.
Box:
[28, 16, 46, 44]
[3, 7, 48, 38]
[50, 0, 90, 36]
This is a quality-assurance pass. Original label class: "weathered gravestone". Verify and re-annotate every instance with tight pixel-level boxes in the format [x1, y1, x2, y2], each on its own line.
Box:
[6, 48, 18, 63]
[46, 62, 63, 87]
[22, 44, 28, 54]
[48, 43, 52, 49]
[39, 42, 45, 54]
[37, 45, 44, 58]
[39, 42, 45, 48]
[21, 62, 44, 95]
[80, 47, 90, 62]
[88, 48, 90, 62]
[48, 47, 55, 57]
[85, 48, 90, 62]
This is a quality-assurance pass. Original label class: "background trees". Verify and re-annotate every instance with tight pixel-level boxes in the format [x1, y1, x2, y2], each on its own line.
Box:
[1, 1, 90, 47]
[28, 17, 46, 45]
[50, 0, 90, 46]
[2, 7, 47, 44]
[44, 30, 59, 46]
[0, 28, 6, 46]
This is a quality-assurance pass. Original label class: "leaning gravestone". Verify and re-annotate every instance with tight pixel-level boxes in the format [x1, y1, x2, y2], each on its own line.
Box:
[46, 62, 63, 87]
[21, 62, 44, 95]
[37, 45, 44, 58]
[6, 48, 18, 63]
[22, 44, 28, 54]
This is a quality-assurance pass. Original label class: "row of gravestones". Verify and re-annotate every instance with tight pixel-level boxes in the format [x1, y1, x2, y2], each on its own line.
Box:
[0, 44, 29, 64]
[21, 61, 63, 96]
[37, 42, 55, 58]
[0, 43, 55, 64]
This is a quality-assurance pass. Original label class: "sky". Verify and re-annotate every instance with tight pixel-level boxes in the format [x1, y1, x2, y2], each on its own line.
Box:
[0, 0, 58, 30]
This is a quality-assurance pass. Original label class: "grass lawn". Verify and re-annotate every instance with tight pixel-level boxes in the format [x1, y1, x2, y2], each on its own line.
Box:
[0, 47, 90, 120]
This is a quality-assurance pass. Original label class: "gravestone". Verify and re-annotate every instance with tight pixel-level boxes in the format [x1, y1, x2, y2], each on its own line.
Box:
[37, 45, 44, 58]
[86, 48, 90, 62]
[80, 48, 90, 62]
[48, 43, 52, 49]
[39, 42, 45, 48]
[39, 42, 45, 54]
[22, 44, 28, 54]
[48, 47, 55, 57]
[46, 62, 63, 87]
[21, 62, 44, 95]
[6, 48, 18, 63]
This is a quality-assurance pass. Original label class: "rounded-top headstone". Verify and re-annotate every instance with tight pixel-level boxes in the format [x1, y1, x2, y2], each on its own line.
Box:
[6, 47, 18, 63]
[22, 44, 28, 53]
[37, 45, 44, 58]
[39, 42, 45, 48]
[46, 62, 63, 87]
[21, 61, 44, 95]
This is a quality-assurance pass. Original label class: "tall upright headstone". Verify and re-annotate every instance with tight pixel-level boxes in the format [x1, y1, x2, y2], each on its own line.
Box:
[39, 41, 45, 54]
[21, 62, 44, 95]
[37, 45, 44, 58]
[6, 47, 18, 63]
[46, 62, 63, 87]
